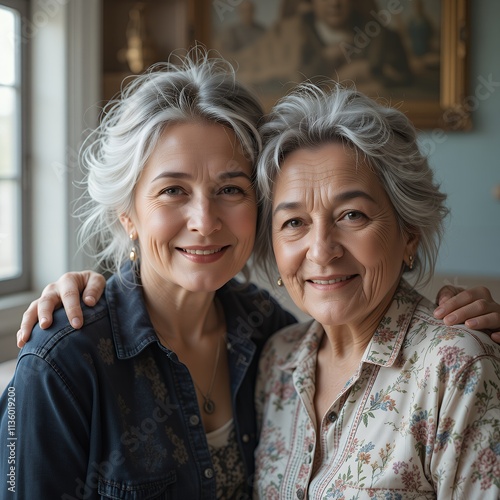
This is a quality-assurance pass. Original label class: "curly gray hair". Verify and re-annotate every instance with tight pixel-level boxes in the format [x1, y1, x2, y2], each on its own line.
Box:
[255, 83, 449, 287]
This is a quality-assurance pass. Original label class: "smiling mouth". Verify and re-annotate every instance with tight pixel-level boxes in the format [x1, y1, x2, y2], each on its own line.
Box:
[180, 247, 226, 255]
[309, 275, 354, 285]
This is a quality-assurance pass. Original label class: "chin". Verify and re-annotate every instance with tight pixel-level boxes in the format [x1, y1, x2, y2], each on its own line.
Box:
[307, 305, 349, 327]
[183, 277, 230, 293]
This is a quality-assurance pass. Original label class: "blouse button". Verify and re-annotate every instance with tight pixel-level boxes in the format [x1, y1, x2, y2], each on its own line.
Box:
[327, 411, 338, 423]
[242, 434, 250, 443]
[189, 415, 200, 426]
[296, 488, 305, 499]
[204, 468, 214, 479]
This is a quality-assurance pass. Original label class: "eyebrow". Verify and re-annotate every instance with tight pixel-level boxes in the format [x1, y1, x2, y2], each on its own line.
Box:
[335, 190, 376, 204]
[151, 170, 252, 183]
[273, 190, 376, 216]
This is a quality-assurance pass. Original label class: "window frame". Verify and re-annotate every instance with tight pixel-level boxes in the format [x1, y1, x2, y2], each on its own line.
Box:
[0, 0, 30, 296]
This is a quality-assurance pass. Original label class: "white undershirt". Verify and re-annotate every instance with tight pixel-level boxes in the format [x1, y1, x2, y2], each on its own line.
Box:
[206, 418, 234, 449]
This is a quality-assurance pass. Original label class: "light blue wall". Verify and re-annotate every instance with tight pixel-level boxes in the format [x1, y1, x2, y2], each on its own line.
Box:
[420, 0, 500, 278]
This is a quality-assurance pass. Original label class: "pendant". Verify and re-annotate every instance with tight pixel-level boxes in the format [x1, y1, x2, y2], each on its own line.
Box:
[203, 398, 215, 414]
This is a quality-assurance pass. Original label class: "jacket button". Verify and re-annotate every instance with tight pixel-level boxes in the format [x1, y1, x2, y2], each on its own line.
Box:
[296, 488, 305, 499]
[242, 434, 250, 443]
[327, 411, 338, 423]
[189, 415, 200, 426]
[204, 468, 214, 479]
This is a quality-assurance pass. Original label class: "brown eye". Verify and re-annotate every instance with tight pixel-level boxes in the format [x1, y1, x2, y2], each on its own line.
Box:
[220, 186, 244, 195]
[284, 219, 302, 229]
[344, 211, 365, 221]
[160, 186, 184, 196]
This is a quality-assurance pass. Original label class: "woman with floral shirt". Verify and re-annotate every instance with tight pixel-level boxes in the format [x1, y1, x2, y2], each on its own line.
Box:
[252, 83, 500, 499]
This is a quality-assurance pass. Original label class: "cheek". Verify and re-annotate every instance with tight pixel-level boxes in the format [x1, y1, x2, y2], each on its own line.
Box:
[141, 208, 181, 243]
[272, 235, 302, 276]
[232, 204, 258, 243]
[360, 227, 406, 276]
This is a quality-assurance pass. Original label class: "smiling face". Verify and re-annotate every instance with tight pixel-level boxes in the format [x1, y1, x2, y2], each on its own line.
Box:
[272, 142, 416, 329]
[122, 121, 257, 294]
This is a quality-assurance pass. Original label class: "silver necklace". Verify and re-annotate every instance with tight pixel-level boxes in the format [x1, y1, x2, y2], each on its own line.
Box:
[162, 335, 222, 415]
[194, 336, 221, 414]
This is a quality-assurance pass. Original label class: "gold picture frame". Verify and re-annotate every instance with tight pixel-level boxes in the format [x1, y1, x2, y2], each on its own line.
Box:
[189, 0, 470, 131]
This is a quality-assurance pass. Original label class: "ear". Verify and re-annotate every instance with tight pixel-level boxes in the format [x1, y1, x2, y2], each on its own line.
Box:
[119, 214, 136, 239]
[404, 231, 420, 267]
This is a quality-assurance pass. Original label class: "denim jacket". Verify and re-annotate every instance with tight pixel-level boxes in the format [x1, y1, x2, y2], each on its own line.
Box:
[0, 266, 296, 499]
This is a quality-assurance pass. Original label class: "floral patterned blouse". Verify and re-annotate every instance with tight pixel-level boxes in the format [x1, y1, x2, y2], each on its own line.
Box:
[207, 419, 247, 498]
[254, 280, 500, 499]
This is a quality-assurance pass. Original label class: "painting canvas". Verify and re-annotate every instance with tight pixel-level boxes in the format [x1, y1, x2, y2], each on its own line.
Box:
[191, 0, 469, 130]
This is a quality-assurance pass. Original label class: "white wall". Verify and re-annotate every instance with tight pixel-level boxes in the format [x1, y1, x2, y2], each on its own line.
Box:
[0, 0, 100, 362]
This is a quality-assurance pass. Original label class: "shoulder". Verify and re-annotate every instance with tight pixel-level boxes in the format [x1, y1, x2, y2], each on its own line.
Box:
[407, 296, 500, 369]
[260, 320, 314, 366]
[266, 320, 311, 348]
[9, 296, 113, 409]
[19, 295, 112, 363]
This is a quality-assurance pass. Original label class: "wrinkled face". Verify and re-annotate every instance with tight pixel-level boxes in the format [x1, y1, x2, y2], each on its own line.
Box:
[124, 122, 257, 293]
[272, 142, 414, 328]
[312, 0, 352, 30]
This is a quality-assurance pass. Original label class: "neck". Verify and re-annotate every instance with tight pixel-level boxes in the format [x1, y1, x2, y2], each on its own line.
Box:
[320, 324, 372, 364]
[320, 287, 397, 362]
[140, 272, 223, 346]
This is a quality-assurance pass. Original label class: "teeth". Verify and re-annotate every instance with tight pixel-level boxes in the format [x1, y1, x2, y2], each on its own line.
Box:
[182, 248, 222, 255]
[311, 275, 352, 285]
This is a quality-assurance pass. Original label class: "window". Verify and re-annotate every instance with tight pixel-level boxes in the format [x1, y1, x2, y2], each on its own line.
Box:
[0, 0, 29, 295]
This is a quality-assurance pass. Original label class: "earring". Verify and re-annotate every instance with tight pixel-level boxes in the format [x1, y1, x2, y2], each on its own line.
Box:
[129, 233, 138, 262]
[277, 277, 283, 287]
[408, 255, 414, 270]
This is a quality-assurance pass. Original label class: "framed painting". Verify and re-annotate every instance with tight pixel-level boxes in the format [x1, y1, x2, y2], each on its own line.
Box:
[188, 0, 470, 130]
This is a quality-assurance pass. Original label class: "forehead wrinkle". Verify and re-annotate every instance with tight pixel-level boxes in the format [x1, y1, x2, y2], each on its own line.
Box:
[146, 147, 251, 187]
[273, 171, 332, 216]
[274, 150, 381, 215]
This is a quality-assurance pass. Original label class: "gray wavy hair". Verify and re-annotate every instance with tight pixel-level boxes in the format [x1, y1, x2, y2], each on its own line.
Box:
[77, 48, 264, 279]
[255, 83, 449, 287]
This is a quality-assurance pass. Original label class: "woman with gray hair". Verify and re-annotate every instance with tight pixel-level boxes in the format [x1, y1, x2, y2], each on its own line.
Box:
[253, 83, 500, 498]
[0, 50, 297, 499]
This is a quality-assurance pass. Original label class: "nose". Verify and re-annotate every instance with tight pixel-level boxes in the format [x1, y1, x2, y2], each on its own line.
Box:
[186, 195, 222, 236]
[306, 224, 343, 265]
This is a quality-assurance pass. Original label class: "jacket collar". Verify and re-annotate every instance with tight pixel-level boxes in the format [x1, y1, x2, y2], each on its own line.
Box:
[105, 265, 159, 359]
[104, 264, 258, 360]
